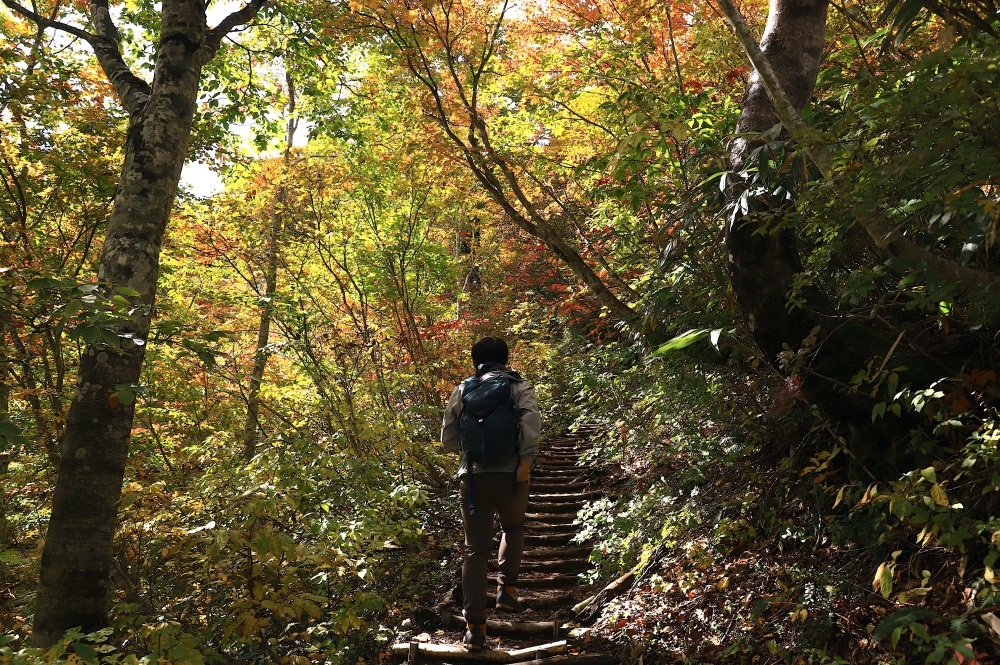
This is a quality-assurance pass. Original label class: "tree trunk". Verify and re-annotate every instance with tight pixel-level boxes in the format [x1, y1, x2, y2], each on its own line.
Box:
[30, 5, 206, 646]
[725, 0, 831, 366]
[0, 332, 10, 547]
[28, 0, 266, 645]
[721, 0, 935, 461]
[242, 75, 296, 462]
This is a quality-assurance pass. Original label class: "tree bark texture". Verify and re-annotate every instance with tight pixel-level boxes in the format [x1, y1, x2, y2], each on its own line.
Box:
[30, 0, 265, 646]
[0, 340, 10, 547]
[31, 3, 206, 645]
[725, 0, 830, 366]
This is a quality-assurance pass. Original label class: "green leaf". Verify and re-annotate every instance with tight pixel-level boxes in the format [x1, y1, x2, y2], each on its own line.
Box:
[652, 329, 711, 356]
[954, 640, 976, 659]
[73, 642, 99, 665]
[873, 607, 941, 642]
[62, 299, 85, 320]
[100, 329, 121, 348]
[909, 621, 929, 641]
[890, 625, 902, 650]
[0, 420, 28, 446]
[27, 277, 61, 290]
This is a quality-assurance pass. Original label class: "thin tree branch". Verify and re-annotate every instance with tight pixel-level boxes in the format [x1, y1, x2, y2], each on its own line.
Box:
[2, 0, 151, 115]
[0, 0, 94, 41]
[89, 0, 150, 114]
[201, 0, 268, 64]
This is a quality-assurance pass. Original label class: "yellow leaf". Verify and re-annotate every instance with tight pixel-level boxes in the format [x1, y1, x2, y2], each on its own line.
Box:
[873, 562, 886, 592]
[930, 483, 949, 507]
[855, 483, 877, 508]
[879, 564, 894, 598]
[833, 485, 846, 509]
[986, 566, 996, 584]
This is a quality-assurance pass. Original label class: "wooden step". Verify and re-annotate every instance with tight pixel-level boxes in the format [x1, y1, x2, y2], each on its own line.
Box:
[524, 545, 591, 559]
[534, 468, 583, 475]
[530, 482, 590, 493]
[526, 524, 576, 533]
[526, 514, 576, 524]
[524, 533, 575, 546]
[445, 613, 562, 638]
[509, 653, 617, 665]
[524, 526, 577, 536]
[391, 639, 569, 662]
[484, 590, 585, 609]
[543, 448, 589, 455]
[527, 501, 583, 514]
[491, 558, 589, 574]
[513, 573, 580, 588]
[518, 559, 589, 573]
[530, 492, 599, 501]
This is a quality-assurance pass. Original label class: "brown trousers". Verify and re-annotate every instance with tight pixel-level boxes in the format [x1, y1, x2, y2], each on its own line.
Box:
[459, 473, 529, 623]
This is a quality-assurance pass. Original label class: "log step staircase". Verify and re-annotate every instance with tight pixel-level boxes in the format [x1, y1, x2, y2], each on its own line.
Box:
[392, 426, 616, 664]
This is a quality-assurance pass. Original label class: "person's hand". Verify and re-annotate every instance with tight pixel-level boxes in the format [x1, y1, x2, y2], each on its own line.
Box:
[516, 460, 531, 483]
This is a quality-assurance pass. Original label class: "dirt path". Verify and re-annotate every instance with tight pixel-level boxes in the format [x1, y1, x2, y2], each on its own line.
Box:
[392, 427, 616, 664]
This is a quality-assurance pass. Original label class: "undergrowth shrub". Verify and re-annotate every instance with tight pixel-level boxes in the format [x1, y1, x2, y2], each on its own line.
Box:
[542, 333, 771, 579]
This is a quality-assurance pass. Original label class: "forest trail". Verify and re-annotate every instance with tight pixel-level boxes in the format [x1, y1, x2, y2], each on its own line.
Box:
[391, 427, 617, 664]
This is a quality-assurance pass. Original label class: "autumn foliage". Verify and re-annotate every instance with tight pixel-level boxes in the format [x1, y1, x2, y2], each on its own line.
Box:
[2, 0, 1000, 662]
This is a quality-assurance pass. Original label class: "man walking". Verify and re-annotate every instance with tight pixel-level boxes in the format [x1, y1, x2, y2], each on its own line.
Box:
[441, 337, 541, 650]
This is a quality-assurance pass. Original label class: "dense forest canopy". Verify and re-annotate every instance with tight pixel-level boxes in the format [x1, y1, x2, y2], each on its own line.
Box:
[1, 0, 999, 662]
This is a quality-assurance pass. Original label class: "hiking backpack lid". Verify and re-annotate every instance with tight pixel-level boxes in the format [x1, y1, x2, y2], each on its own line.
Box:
[459, 372, 521, 467]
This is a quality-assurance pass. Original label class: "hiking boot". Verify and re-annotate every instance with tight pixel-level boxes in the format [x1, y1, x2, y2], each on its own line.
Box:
[463, 622, 487, 651]
[496, 585, 524, 613]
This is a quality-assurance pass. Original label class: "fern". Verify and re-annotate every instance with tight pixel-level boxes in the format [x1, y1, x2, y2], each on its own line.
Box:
[873, 607, 941, 642]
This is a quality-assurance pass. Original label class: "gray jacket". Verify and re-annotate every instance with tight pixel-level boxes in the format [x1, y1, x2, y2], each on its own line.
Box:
[441, 368, 540, 476]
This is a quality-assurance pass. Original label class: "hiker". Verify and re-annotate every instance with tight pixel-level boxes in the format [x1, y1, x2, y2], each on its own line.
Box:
[441, 336, 541, 651]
